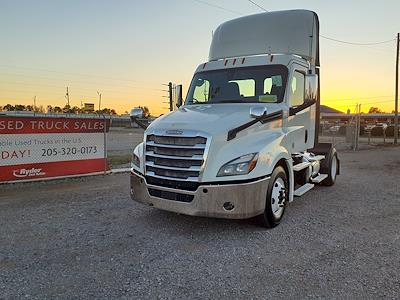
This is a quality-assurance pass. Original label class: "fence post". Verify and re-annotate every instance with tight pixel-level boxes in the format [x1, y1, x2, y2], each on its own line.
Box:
[383, 129, 386, 144]
[103, 114, 107, 175]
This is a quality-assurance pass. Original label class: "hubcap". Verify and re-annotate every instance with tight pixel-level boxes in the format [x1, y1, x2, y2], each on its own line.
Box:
[271, 177, 286, 218]
[331, 156, 337, 181]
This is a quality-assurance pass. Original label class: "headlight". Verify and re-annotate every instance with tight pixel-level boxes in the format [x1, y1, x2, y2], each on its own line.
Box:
[217, 153, 258, 177]
[131, 153, 140, 168]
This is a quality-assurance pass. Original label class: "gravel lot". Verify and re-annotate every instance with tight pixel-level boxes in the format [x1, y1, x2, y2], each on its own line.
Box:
[1, 146, 399, 299]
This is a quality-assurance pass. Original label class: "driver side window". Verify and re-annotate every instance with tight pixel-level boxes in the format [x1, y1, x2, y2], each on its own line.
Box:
[290, 71, 305, 107]
[192, 79, 210, 102]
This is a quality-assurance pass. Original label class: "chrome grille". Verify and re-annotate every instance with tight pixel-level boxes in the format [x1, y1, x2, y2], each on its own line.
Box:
[146, 145, 204, 157]
[145, 133, 208, 182]
[147, 135, 207, 146]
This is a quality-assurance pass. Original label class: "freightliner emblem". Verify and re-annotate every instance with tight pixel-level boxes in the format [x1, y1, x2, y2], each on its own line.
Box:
[165, 129, 184, 135]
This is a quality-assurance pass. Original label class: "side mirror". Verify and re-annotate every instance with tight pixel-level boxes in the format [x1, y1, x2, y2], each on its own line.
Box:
[130, 108, 148, 129]
[130, 107, 143, 120]
[305, 74, 318, 102]
[250, 106, 267, 118]
[176, 84, 183, 108]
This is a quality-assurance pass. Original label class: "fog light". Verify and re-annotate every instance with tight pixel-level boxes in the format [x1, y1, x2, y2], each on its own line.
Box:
[223, 202, 234, 211]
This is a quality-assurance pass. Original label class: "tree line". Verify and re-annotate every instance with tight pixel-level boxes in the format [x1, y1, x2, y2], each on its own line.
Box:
[0, 103, 117, 115]
[0, 104, 153, 117]
[367, 107, 396, 114]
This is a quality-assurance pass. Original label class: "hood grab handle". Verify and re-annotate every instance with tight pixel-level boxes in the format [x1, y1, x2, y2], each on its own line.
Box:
[227, 110, 283, 141]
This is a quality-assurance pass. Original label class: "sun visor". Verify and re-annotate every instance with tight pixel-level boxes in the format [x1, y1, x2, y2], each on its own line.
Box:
[209, 10, 320, 66]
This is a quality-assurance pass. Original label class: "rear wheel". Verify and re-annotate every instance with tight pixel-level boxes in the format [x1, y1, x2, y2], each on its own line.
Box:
[321, 148, 338, 186]
[258, 166, 288, 228]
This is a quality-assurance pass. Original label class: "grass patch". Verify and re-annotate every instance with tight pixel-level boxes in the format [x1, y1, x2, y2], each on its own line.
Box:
[107, 154, 131, 167]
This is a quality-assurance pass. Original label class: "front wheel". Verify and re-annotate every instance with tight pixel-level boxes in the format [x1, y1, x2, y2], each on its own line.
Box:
[258, 166, 288, 228]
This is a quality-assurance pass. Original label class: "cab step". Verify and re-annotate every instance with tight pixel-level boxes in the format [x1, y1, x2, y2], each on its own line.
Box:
[294, 183, 314, 197]
[309, 155, 325, 161]
[293, 161, 311, 172]
[311, 173, 328, 183]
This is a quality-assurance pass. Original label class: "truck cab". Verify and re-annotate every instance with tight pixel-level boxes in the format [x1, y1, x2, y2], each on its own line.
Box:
[130, 10, 339, 227]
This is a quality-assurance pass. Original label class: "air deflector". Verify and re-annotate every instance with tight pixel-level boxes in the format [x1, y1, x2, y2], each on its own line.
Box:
[209, 10, 319, 67]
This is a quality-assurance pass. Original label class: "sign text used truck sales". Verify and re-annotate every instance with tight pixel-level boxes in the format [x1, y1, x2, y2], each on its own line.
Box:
[0, 116, 110, 183]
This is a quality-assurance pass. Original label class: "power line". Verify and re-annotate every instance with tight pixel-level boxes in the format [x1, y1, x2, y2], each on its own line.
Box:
[247, 0, 268, 12]
[320, 35, 395, 46]
[326, 99, 393, 109]
[0, 90, 162, 102]
[327, 101, 391, 106]
[192, 0, 242, 15]
[324, 95, 394, 103]
[0, 88, 98, 99]
[0, 64, 159, 85]
[0, 80, 164, 97]
[0, 72, 163, 92]
[364, 100, 394, 104]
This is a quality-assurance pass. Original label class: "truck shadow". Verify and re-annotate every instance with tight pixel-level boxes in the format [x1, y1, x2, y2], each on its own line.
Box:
[139, 208, 268, 233]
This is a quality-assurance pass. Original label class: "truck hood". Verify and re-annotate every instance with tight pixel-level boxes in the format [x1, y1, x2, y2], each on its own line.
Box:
[148, 103, 282, 136]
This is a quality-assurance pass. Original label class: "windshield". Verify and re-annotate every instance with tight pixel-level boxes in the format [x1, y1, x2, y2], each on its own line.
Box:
[185, 65, 288, 105]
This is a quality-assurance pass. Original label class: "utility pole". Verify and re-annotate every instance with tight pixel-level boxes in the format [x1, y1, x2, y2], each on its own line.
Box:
[66, 87, 70, 108]
[353, 103, 360, 151]
[394, 33, 399, 144]
[168, 82, 173, 112]
[162, 82, 175, 112]
[356, 104, 361, 150]
[97, 91, 102, 111]
[33, 96, 36, 116]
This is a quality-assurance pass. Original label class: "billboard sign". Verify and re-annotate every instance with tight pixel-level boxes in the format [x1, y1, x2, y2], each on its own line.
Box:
[0, 116, 110, 183]
[83, 103, 95, 112]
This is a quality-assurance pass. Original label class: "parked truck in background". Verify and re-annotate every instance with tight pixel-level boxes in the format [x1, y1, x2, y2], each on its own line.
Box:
[129, 10, 339, 228]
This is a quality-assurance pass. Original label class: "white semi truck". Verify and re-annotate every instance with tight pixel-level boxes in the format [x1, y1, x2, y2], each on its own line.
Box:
[130, 10, 339, 227]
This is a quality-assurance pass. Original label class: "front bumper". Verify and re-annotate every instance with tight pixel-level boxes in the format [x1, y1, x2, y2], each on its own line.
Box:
[130, 172, 269, 219]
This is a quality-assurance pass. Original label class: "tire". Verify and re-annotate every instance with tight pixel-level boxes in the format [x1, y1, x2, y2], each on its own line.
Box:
[258, 166, 289, 228]
[321, 148, 338, 186]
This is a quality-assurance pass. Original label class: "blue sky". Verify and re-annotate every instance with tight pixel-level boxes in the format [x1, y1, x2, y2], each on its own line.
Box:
[0, 0, 399, 114]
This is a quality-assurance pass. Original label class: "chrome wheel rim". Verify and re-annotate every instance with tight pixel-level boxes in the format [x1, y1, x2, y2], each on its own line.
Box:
[271, 177, 285, 218]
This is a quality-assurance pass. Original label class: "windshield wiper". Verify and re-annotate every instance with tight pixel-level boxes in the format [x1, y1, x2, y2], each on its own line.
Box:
[216, 99, 244, 103]
[227, 110, 283, 141]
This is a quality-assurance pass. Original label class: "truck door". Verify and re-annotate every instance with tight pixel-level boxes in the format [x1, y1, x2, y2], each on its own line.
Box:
[287, 67, 313, 152]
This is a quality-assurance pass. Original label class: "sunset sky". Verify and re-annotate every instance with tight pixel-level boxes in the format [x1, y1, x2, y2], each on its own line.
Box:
[0, 0, 399, 115]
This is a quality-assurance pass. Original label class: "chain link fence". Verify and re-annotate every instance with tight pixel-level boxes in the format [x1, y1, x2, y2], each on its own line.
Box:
[320, 120, 399, 151]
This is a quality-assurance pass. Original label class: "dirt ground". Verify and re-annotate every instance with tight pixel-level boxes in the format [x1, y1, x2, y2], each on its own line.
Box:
[0, 146, 399, 299]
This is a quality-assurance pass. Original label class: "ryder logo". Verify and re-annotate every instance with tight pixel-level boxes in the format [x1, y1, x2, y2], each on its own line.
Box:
[12, 168, 45, 178]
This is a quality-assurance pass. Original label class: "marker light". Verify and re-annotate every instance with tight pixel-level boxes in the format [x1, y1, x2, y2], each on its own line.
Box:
[131, 153, 140, 169]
